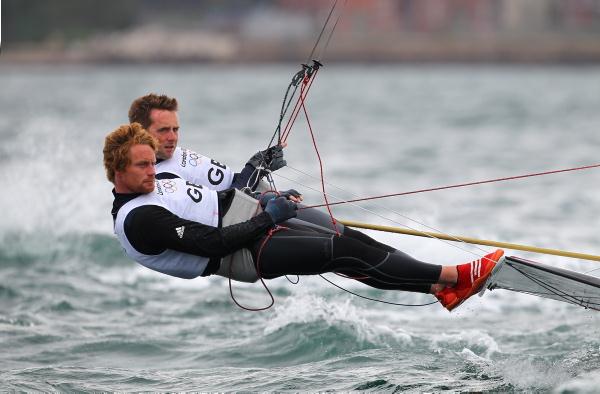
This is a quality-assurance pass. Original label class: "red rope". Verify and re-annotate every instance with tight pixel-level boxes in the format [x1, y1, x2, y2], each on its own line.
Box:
[299, 84, 340, 236]
[281, 69, 319, 144]
[301, 163, 600, 210]
[228, 225, 287, 312]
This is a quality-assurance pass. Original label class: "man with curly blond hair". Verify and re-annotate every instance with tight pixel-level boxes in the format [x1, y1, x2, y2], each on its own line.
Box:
[104, 123, 504, 312]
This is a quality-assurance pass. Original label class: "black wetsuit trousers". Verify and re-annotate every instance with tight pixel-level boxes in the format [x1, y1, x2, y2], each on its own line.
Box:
[251, 221, 441, 294]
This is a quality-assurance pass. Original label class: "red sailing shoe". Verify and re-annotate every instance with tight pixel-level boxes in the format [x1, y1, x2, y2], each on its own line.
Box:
[435, 249, 504, 311]
[434, 286, 458, 309]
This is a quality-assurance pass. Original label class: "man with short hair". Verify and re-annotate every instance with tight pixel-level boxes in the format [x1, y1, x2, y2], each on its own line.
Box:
[128, 93, 285, 192]
[104, 123, 504, 311]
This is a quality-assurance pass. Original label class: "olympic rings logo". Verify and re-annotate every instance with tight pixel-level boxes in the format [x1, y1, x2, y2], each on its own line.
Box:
[188, 151, 200, 167]
[161, 180, 178, 193]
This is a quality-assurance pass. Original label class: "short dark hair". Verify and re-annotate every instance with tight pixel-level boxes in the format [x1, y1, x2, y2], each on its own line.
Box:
[128, 93, 178, 129]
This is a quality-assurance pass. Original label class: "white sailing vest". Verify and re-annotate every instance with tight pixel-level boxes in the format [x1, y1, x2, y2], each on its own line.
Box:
[155, 147, 234, 191]
[114, 178, 220, 279]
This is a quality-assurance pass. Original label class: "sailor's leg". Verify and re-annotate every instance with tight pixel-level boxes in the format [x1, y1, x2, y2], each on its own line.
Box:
[295, 206, 345, 233]
[339, 272, 432, 293]
[327, 235, 442, 291]
[342, 226, 423, 261]
[252, 228, 443, 292]
[288, 216, 433, 292]
[295, 208, 417, 259]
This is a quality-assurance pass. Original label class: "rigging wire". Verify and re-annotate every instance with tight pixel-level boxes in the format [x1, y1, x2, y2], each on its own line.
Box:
[314, 0, 346, 62]
[302, 163, 600, 210]
[280, 63, 321, 144]
[267, 0, 344, 150]
[319, 274, 439, 307]
[305, 0, 341, 64]
[276, 166, 491, 259]
[259, 0, 344, 194]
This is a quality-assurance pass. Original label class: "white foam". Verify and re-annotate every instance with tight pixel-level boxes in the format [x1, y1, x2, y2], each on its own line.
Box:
[432, 329, 501, 359]
[494, 357, 572, 391]
[555, 371, 600, 393]
[264, 292, 413, 346]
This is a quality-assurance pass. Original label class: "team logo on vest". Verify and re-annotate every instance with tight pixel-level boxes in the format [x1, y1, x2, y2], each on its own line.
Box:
[155, 180, 164, 195]
[175, 226, 185, 239]
[188, 151, 200, 167]
[181, 149, 200, 167]
[180, 149, 188, 167]
[161, 180, 177, 193]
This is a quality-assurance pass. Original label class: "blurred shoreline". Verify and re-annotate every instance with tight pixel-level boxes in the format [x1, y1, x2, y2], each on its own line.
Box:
[5, 0, 600, 65]
[3, 28, 600, 65]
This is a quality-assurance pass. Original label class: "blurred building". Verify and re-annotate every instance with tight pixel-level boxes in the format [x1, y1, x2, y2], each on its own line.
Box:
[273, 0, 600, 62]
[4, 0, 600, 63]
[277, 0, 600, 35]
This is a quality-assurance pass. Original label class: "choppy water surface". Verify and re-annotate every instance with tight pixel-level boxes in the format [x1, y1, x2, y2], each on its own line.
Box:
[1, 64, 600, 392]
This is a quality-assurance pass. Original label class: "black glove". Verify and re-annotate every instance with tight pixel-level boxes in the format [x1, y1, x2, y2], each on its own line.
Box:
[264, 196, 297, 224]
[247, 145, 286, 172]
[257, 189, 302, 208]
[280, 189, 301, 199]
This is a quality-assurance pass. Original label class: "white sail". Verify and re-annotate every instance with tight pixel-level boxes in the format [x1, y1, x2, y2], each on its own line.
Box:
[485, 256, 600, 311]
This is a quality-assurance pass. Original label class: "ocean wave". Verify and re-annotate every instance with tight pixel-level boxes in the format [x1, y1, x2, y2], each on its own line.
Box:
[431, 329, 500, 359]
[193, 293, 416, 366]
[0, 366, 169, 391]
[493, 355, 572, 391]
[0, 231, 129, 268]
[556, 370, 600, 394]
[0, 284, 20, 299]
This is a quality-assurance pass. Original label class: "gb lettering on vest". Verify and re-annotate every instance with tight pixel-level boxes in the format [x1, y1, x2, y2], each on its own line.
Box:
[186, 181, 204, 203]
[208, 159, 227, 186]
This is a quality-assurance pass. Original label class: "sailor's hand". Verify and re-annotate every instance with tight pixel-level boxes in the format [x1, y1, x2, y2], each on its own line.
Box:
[258, 191, 277, 208]
[280, 189, 303, 203]
[257, 189, 302, 207]
[247, 144, 287, 172]
[264, 196, 297, 224]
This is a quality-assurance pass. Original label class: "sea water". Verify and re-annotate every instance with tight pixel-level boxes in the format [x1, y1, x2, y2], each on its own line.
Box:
[1, 64, 600, 392]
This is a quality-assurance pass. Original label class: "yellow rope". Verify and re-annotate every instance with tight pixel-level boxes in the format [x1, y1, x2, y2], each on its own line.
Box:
[338, 219, 600, 262]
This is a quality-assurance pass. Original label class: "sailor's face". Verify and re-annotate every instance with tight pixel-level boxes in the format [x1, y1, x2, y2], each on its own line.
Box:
[147, 109, 179, 160]
[116, 144, 156, 194]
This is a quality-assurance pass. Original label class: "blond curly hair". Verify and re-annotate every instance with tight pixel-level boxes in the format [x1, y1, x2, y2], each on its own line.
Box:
[103, 122, 157, 183]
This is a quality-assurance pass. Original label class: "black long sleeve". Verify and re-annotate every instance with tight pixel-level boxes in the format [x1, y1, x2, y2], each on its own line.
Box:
[124, 205, 275, 258]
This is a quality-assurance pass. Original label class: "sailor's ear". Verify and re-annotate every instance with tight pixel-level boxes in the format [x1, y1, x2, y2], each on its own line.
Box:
[114, 169, 125, 182]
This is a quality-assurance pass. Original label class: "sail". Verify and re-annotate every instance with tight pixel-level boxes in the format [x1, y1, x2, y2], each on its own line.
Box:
[485, 256, 600, 311]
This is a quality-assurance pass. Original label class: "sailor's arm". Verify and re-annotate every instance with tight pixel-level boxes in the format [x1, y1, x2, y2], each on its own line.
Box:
[124, 205, 276, 258]
[231, 163, 259, 189]
[231, 144, 287, 191]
